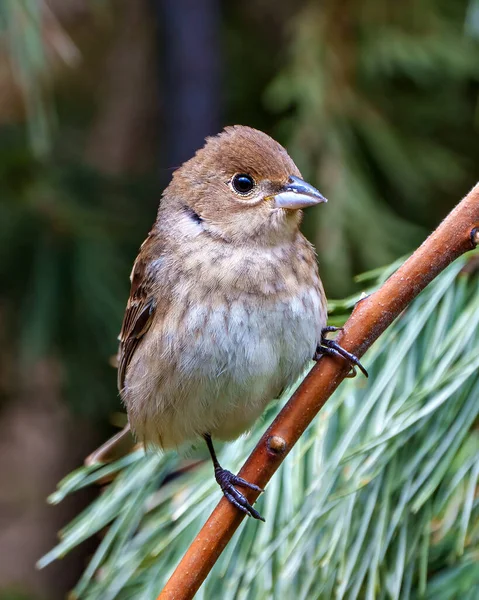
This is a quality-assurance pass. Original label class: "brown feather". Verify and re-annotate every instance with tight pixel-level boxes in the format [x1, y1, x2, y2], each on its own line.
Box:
[117, 233, 160, 390]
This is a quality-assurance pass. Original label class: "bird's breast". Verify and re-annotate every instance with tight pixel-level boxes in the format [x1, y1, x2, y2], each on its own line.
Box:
[165, 248, 326, 387]
[124, 238, 327, 447]
[157, 238, 327, 386]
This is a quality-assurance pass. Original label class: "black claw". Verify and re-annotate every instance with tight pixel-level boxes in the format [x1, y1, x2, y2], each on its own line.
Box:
[230, 475, 264, 493]
[215, 467, 265, 521]
[322, 326, 343, 334]
[204, 433, 265, 521]
[224, 491, 250, 515]
[315, 327, 369, 378]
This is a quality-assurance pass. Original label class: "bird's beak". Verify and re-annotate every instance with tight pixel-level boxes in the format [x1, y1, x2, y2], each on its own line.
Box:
[273, 175, 327, 210]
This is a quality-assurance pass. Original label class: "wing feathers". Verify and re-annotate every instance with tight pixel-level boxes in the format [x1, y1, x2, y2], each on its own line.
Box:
[117, 234, 162, 391]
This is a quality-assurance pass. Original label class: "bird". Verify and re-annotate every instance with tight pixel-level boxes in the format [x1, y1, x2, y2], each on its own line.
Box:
[117, 125, 366, 520]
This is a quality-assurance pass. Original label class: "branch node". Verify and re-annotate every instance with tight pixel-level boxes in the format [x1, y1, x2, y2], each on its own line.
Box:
[267, 435, 287, 455]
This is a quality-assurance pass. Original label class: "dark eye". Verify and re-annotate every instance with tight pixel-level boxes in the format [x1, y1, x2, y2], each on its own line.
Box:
[231, 173, 255, 195]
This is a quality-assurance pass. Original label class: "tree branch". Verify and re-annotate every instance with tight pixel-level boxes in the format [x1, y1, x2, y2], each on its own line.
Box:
[158, 184, 479, 600]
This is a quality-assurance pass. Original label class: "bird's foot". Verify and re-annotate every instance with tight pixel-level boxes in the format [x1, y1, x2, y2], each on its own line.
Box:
[315, 326, 368, 378]
[215, 467, 265, 521]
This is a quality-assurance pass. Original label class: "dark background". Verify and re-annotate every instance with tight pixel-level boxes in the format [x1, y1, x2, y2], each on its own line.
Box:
[0, 0, 478, 597]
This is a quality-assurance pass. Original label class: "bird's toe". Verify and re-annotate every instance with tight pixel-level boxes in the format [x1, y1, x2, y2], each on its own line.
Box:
[215, 467, 265, 521]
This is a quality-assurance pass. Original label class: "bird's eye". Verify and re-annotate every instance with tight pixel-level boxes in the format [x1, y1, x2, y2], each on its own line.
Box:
[231, 173, 255, 195]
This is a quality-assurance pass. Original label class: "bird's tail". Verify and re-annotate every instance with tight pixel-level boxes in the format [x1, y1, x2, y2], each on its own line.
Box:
[85, 423, 138, 466]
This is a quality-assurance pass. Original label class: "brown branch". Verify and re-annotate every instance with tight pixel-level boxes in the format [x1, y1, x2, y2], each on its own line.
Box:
[158, 184, 479, 600]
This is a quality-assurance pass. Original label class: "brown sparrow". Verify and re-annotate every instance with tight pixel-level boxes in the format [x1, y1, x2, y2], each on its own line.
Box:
[118, 126, 366, 520]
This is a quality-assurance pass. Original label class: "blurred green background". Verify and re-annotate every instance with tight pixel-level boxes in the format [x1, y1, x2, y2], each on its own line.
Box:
[0, 0, 478, 598]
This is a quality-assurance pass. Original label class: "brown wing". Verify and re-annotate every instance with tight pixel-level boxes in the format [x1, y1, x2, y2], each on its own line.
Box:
[117, 235, 161, 391]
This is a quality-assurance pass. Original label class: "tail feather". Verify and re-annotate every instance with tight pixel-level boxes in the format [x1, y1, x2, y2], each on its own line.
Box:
[85, 423, 138, 466]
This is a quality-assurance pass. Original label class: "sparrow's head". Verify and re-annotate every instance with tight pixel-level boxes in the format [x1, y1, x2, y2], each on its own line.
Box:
[162, 125, 326, 244]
